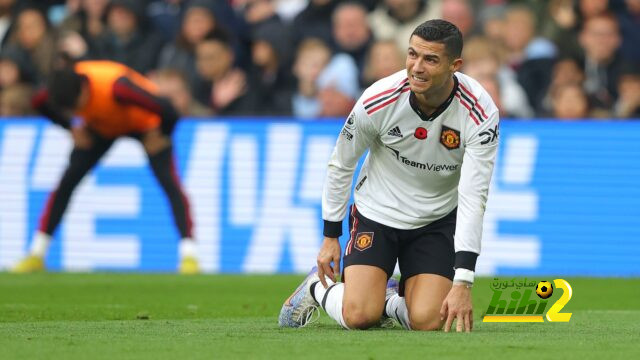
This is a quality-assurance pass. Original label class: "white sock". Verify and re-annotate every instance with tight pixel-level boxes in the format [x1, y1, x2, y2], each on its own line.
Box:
[179, 239, 196, 259]
[29, 232, 51, 258]
[312, 282, 350, 329]
[385, 294, 411, 330]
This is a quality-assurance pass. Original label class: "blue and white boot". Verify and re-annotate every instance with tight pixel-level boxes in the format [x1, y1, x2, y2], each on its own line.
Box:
[278, 267, 321, 328]
[379, 277, 399, 328]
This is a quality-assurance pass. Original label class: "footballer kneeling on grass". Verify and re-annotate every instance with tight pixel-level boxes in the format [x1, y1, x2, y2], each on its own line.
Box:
[279, 19, 499, 332]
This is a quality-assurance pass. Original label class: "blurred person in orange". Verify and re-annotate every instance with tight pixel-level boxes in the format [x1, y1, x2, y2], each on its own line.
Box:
[12, 60, 199, 274]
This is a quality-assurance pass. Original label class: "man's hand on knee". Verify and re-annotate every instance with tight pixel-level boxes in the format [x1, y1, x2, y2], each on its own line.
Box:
[440, 283, 473, 333]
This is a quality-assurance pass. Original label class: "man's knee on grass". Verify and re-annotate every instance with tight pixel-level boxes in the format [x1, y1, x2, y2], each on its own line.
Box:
[343, 301, 383, 329]
[409, 307, 443, 331]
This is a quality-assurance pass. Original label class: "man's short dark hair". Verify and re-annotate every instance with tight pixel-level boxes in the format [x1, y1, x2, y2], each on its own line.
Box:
[411, 19, 463, 60]
[48, 68, 84, 109]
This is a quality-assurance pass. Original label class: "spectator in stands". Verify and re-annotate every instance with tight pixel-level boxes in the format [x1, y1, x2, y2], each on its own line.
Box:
[502, 4, 557, 114]
[0, 83, 34, 116]
[150, 68, 213, 117]
[93, 0, 165, 74]
[10, 5, 57, 82]
[292, 0, 339, 47]
[292, 37, 359, 118]
[441, 0, 474, 37]
[362, 40, 404, 87]
[542, 56, 585, 115]
[578, 12, 624, 112]
[57, 0, 109, 59]
[194, 30, 249, 114]
[0, 46, 36, 88]
[542, 0, 583, 59]
[478, 4, 505, 44]
[316, 53, 359, 117]
[613, 63, 640, 118]
[292, 38, 332, 118]
[244, 20, 294, 115]
[157, 0, 218, 93]
[331, 2, 373, 87]
[369, 0, 443, 52]
[551, 83, 591, 120]
[462, 36, 533, 118]
[148, 0, 244, 44]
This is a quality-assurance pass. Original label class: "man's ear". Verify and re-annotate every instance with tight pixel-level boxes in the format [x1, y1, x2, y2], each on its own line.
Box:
[450, 58, 463, 73]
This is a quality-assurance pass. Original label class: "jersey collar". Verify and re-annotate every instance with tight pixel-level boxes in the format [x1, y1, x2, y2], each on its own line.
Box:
[409, 75, 458, 122]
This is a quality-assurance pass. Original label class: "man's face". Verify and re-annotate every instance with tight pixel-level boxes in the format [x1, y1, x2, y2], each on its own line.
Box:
[16, 9, 47, 49]
[182, 7, 215, 45]
[503, 9, 535, 52]
[580, 17, 620, 63]
[196, 40, 233, 81]
[333, 5, 370, 51]
[108, 5, 137, 36]
[406, 36, 459, 96]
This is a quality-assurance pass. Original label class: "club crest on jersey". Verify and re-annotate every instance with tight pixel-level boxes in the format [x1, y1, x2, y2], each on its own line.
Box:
[414, 127, 428, 140]
[355, 232, 374, 251]
[440, 126, 460, 150]
[344, 112, 356, 130]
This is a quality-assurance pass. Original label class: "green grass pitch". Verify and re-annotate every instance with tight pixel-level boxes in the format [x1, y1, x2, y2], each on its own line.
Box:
[1, 274, 638, 359]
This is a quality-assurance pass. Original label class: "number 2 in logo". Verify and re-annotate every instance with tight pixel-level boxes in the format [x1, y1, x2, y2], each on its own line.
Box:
[545, 279, 573, 322]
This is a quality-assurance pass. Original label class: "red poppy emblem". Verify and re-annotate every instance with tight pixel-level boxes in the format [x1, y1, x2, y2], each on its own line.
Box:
[414, 127, 428, 140]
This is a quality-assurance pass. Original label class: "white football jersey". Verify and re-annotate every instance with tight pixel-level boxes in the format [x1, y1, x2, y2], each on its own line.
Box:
[322, 70, 499, 273]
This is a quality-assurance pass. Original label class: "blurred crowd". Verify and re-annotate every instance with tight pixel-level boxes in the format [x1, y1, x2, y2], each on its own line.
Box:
[0, 0, 638, 120]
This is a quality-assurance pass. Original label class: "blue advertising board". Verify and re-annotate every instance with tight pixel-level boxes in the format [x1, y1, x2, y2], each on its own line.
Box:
[0, 118, 638, 276]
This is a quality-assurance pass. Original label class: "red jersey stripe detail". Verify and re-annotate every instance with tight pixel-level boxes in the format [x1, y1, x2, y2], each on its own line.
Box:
[458, 83, 488, 119]
[363, 78, 409, 105]
[38, 190, 58, 232]
[366, 87, 410, 115]
[455, 93, 481, 125]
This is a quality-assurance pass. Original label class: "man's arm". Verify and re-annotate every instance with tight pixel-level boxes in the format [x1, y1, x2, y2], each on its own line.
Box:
[441, 109, 500, 332]
[112, 76, 179, 134]
[31, 88, 72, 130]
[317, 101, 377, 286]
[453, 110, 500, 283]
[321, 102, 377, 238]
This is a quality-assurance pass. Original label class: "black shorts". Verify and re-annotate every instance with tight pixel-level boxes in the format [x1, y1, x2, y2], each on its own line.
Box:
[342, 205, 456, 295]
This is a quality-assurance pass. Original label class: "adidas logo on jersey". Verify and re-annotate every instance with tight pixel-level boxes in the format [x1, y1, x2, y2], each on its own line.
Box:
[387, 126, 403, 137]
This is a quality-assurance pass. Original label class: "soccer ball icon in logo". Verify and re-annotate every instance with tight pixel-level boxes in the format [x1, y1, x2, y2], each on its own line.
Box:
[536, 281, 554, 299]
